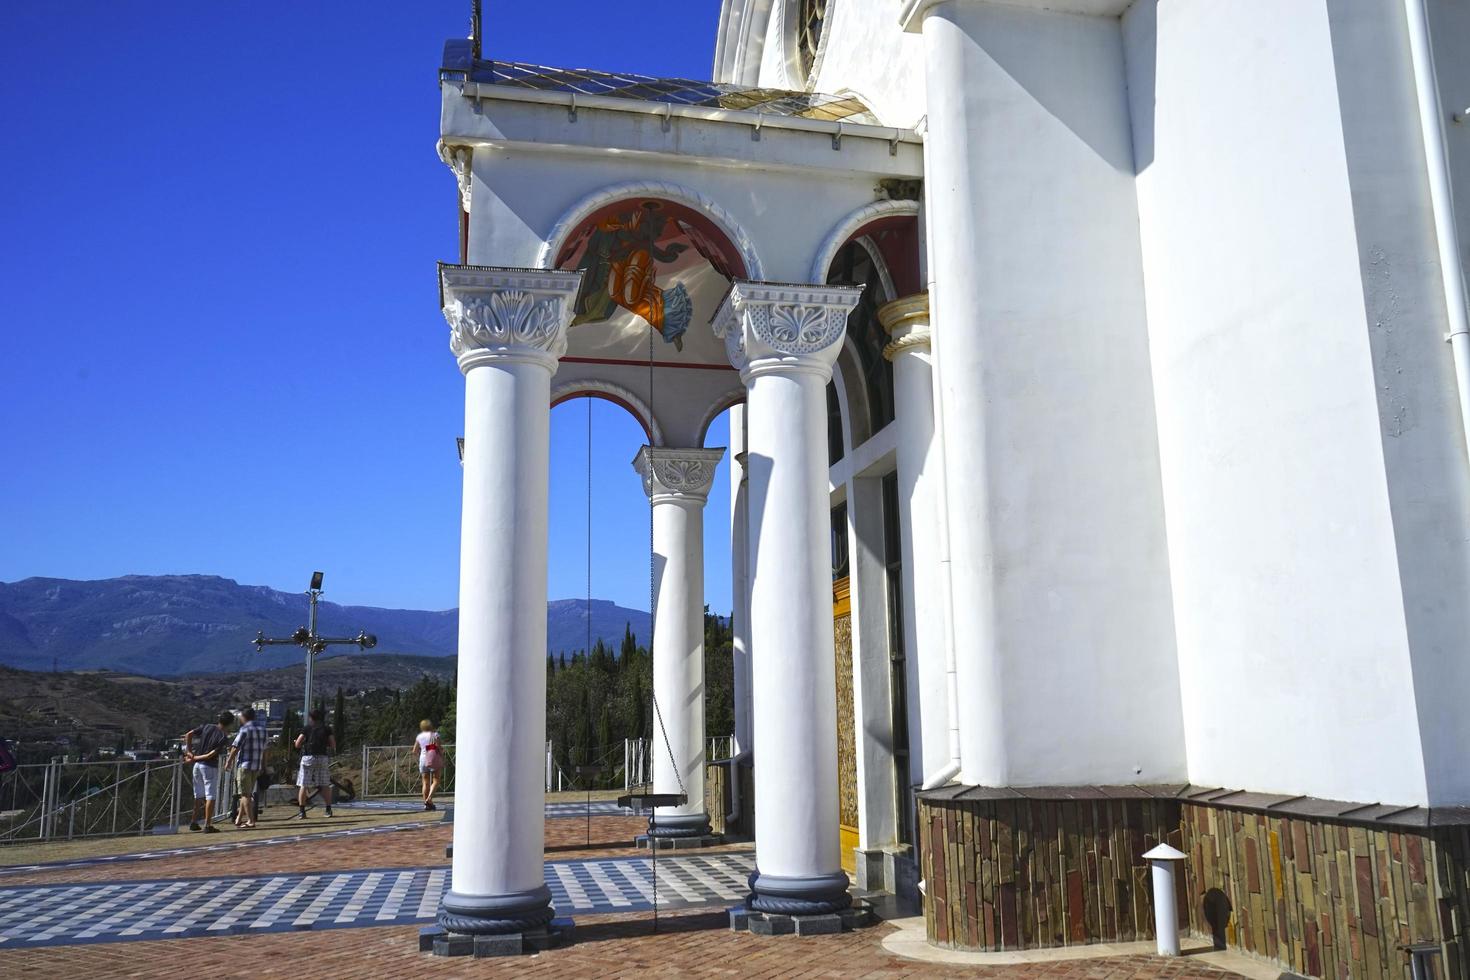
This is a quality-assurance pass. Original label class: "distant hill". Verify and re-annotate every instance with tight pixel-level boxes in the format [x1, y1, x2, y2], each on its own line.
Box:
[0, 576, 650, 677]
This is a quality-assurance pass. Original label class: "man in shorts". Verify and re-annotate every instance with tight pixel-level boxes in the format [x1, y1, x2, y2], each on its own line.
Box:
[293, 707, 335, 819]
[225, 706, 268, 829]
[183, 712, 234, 833]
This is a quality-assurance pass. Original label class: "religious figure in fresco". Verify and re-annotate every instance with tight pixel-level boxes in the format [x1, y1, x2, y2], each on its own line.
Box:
[570, 202, 694, 350]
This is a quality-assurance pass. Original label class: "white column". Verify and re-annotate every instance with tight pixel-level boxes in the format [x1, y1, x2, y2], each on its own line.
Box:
[438, 264, 581, 935]
[728, 404, 753, 758]
[714, 280, 863, 913]
[633, 445, 725, 838]
[878, 294, 955, 789]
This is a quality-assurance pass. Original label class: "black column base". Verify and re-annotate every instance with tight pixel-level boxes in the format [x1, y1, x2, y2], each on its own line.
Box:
[436, 886, 555, 935]
[420, 919, 573, 957]
[745, 869, 852, 915]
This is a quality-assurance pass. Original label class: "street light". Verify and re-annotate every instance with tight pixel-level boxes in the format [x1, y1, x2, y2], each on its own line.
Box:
[253, 571, 377, 719]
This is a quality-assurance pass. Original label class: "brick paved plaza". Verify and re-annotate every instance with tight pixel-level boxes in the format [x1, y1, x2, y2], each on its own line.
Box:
[0, 800, 1244, 978]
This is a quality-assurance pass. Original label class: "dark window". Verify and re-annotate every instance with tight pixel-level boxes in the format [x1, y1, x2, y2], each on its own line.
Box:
[827, 242, 895, 433]
[882, 472, 912, 845]
[826, 382, 845, 465]
[831, 502, 849, 581]
[797, 0, 827, 81]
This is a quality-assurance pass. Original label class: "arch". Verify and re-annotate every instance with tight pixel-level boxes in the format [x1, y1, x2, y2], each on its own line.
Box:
[854, 234, 897, 303]
[550, 379, 665, 446]
[537, 180, 765, 281]
[810, 199, 920, 288]
[695, 386, 750, 448]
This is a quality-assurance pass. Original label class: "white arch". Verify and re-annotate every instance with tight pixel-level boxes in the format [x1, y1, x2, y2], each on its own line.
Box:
[537, 180, 765, 280]
[809, 198, 919, 284]
[695, 386, 750, 448]
[550, 379, 665, 447]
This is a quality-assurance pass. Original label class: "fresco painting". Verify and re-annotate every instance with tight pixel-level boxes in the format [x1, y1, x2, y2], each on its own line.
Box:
[562, 201, 737, 352]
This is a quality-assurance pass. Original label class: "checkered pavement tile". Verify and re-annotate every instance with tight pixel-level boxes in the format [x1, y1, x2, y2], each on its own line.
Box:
[544, 801, 631, 818]
[0, 819, 439, 879]
[0, 850, 756, 948]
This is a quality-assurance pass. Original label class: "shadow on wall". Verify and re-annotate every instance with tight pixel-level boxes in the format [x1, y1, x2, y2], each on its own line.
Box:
[1201, 887, 1232, 951]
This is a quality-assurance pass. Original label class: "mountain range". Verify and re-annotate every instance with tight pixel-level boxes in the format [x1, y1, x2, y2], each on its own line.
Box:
[0, 575, 650, 677]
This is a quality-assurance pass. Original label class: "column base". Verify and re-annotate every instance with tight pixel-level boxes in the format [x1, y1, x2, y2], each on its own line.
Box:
[729, 899, 874, 936]
[745, 870, 852, 915]
[648, 812, 712, 839]
[420, 919, 573, 957]
[437, 886, 556, 935]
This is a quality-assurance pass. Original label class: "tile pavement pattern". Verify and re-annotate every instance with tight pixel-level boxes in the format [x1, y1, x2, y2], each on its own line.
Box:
[0, 850, 757, 948]
[0, 819, 439, 879]
[544, 800, 633, 818]
[0, 908, 1239, 979]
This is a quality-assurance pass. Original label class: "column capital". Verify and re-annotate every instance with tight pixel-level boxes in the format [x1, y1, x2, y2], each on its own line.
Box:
[439, 263, 583, 374]
[633, 446, 727, 504]
[878, 292, 931, 361]
[712, 280, 864, 380]
[437, 142, 473, 213]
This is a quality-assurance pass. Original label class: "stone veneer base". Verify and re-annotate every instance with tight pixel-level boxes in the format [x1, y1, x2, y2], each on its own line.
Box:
[917, 788, 1470, 980]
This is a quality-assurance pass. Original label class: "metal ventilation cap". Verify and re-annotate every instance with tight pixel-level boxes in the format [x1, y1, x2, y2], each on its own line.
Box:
[1143, 843, 1187, 861]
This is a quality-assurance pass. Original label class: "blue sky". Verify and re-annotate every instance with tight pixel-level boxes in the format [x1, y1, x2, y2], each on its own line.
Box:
[0, 2, 728, 614]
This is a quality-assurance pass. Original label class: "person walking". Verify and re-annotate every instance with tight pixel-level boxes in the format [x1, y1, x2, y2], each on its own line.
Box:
[225, 707, 267, 829]
[293, 707, 335, 819]
[413, 719, 444, 811]
[183, 712, 234, 833]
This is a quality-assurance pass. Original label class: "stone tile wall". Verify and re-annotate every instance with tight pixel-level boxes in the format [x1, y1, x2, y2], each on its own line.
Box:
[1183, 804, 1469, 980]
[918, 797, 1183, 950]
[918, 793, 1470, 980]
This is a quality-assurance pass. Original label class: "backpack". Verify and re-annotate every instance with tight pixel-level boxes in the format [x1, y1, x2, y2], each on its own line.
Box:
[302, 724, 332, 756]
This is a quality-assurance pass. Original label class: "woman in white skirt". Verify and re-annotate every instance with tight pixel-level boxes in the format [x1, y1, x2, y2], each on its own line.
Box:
[413, 719, 444, 811]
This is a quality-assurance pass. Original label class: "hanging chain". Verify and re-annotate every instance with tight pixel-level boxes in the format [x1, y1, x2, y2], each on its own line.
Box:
[646, 323, 686, 800]
[586, 395, 593, 661]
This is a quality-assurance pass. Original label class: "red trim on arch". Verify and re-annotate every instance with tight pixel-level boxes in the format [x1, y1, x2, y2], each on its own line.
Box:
[550, 390, 654, 444]
[837, 215, 920, 297]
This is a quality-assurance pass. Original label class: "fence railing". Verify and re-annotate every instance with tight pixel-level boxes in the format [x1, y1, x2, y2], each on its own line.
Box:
[0, 758, 189, 845]
[354, 735, 736, 800]
[357, 744, 457, 799]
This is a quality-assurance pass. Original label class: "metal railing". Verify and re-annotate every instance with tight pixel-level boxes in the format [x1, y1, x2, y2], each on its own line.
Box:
[0, 758, 189, 845]
[357, 744, 456, 798]
[353, 735, 735, 799]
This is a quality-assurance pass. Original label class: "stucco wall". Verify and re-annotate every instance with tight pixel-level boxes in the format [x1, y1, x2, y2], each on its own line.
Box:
[920, 0, 1184, 787]
[1123, 0, 1436, 806]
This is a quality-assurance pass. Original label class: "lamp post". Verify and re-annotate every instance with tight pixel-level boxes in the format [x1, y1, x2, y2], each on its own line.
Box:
[253, 571, 377, 719]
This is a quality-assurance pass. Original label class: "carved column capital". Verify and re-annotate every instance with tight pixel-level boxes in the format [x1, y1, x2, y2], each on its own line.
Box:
[439, 263, 583, 373]
[712, 280, 864, 380]
[878, 292, 931, 361]
[633, 446, 726, 504]
[437, 142, 473, 213]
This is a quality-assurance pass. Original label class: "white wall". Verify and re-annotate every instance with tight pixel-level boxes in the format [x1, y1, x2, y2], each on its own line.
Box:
[1123, 0, 1441, 807]
[920, 0, 1185, 787]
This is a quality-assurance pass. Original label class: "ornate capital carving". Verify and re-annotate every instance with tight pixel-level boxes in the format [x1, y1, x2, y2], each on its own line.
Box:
[633, 446, 726, 504]
[439, 264, 583, 372]
[711, 280, 864, 378]
[437, 142, 473, 213]
[878, 292, 931, 361]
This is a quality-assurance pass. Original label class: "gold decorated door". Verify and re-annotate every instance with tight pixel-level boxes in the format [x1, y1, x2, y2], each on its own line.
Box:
[833, 576, 859, 875]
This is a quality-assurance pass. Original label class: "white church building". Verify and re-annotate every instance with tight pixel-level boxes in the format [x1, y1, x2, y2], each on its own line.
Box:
[435, 2, 1470, 975]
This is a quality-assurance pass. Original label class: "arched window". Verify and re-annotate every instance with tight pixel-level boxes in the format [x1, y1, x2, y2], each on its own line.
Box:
[826, 240, 895, 433]
[797, 0, 827, 83]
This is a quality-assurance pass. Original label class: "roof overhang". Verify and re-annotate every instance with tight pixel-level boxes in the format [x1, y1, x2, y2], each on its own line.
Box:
[441, 80, 923, 179]
[901, 0, 1134, 33]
